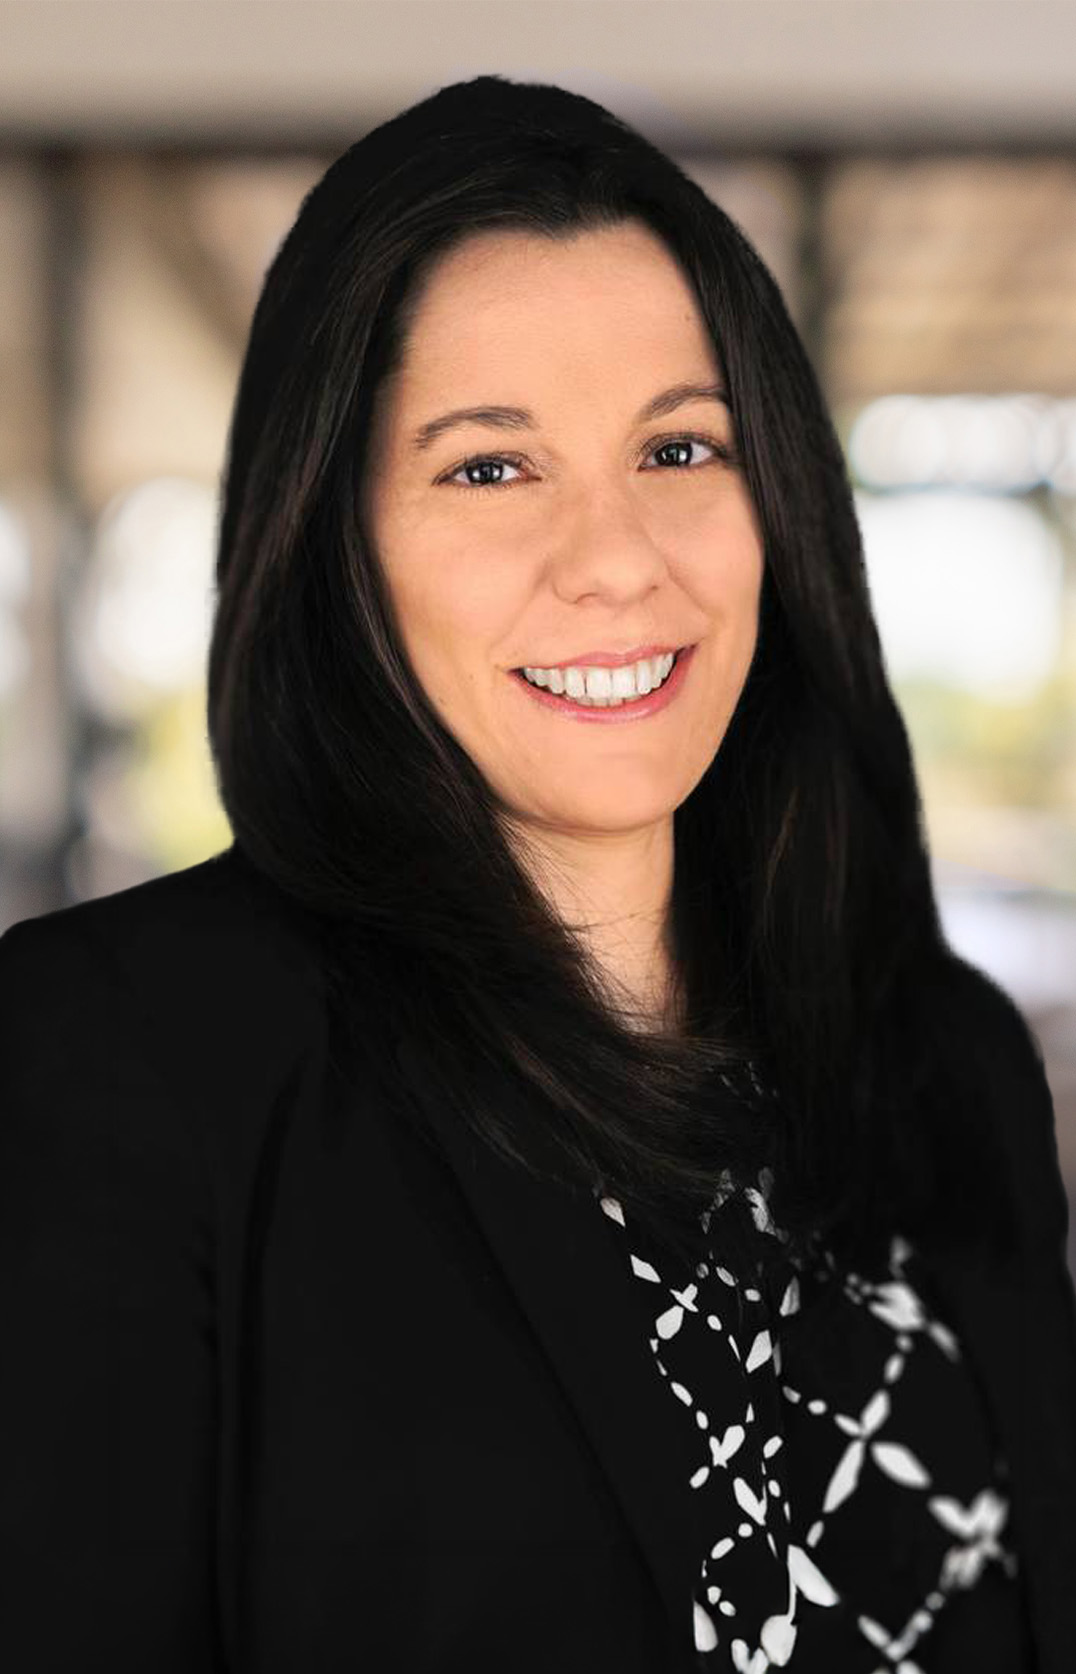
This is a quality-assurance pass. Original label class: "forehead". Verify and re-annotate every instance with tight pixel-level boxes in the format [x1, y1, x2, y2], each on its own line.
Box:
[391, 219, 716, 380]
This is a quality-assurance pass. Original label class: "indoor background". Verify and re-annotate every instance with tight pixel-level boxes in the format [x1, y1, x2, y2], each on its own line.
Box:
[0, 0, 1073, 1269]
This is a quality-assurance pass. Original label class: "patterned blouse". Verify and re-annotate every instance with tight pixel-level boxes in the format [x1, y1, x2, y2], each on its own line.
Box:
[595, 1070, 1035, 1672]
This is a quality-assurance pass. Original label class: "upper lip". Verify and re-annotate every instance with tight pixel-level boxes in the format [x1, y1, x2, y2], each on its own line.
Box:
[514, 643, 688, 672]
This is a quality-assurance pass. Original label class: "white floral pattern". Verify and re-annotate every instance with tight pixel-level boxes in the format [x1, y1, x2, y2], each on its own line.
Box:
[596, 1073, 1025, 1672]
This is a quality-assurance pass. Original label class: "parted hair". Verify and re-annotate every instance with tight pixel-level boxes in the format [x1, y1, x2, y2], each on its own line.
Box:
[207, 73, 1025, 1273]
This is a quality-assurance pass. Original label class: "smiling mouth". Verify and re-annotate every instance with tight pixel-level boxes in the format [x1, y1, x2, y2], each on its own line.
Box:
[509, 644, 692, 708]
[510, 645, 690, 676]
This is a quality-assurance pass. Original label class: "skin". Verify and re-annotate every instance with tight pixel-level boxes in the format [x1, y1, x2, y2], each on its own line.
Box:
[362, 218, 765, 1031]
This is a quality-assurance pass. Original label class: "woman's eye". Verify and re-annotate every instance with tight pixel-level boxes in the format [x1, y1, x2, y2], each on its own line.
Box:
[441, 433, 732, 493]
[447, 455, 525, 490]
[644, 435, 725, 470]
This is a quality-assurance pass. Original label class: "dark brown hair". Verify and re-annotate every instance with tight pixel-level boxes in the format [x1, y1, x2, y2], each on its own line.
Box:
[208, 73, 1027, 1272]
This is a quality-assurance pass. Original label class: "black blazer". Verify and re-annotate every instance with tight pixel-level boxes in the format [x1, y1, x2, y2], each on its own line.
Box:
[1, 845, 1075, 1674]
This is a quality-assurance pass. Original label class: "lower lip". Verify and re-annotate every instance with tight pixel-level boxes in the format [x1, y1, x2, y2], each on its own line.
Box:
[508, 644, 697, 723]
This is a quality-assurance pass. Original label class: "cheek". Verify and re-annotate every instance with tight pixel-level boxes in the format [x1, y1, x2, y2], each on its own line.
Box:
[684, 506, 765, 621]
[385, 528, 531, 673]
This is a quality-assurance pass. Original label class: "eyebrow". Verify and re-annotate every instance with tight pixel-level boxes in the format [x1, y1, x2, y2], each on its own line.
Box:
[408, 380, 729, 452]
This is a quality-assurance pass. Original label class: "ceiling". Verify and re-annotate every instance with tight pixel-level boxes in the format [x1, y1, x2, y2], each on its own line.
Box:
[1, 0, 1075, 151]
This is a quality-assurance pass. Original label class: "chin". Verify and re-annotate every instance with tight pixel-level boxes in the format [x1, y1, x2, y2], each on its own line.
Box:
[541, 786, 684, 833]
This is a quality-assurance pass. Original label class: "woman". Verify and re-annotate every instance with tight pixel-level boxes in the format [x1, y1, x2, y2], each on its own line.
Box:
[1, 74, 1074, 1674]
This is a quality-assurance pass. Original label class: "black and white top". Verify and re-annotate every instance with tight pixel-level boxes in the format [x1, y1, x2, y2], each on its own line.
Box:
[596, 1077, 1033, 1672]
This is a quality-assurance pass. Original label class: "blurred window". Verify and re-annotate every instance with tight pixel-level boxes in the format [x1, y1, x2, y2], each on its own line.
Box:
[1, 148, 1073, 926]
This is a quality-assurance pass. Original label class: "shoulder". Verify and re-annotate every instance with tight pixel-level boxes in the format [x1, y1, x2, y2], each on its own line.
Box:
[0, 844, 323, 1013]
[0, 846, 329, 1158]
[942, 950, 1068, 1258]
[2, 844, 317, 987]
[942, 949, 1053, 1110]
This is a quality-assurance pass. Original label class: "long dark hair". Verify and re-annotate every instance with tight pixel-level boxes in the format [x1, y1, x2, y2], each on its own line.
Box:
[207, 73, 1027, 1274]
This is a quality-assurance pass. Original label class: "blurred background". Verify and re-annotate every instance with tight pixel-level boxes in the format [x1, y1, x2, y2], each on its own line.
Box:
[0, 0, 1073, 1266]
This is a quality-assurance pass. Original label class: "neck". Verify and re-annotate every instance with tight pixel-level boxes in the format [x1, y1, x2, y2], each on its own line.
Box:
[504, 815, 683, 1033]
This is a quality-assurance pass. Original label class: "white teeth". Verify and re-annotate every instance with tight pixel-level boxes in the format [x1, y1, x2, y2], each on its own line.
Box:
[521, 651, 677, 705]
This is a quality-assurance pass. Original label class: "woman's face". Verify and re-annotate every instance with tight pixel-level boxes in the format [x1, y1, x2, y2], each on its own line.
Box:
[363, 218, 764, 843]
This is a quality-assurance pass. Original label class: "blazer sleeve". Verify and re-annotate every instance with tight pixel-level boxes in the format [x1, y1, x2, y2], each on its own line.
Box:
[0, 911, 223, 1672]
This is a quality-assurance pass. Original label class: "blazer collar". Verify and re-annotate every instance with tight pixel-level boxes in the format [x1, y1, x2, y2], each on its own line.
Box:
[393, 1034, 703, 1667]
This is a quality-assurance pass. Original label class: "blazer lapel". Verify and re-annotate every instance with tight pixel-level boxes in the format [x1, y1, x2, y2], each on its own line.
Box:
[393, 1034, 703, 1663]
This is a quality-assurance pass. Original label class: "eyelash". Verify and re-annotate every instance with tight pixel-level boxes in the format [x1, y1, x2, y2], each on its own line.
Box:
[439, 431, 738, 493]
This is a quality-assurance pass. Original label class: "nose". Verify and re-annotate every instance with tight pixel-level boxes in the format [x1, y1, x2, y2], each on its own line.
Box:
[549, 487, 669, 604]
